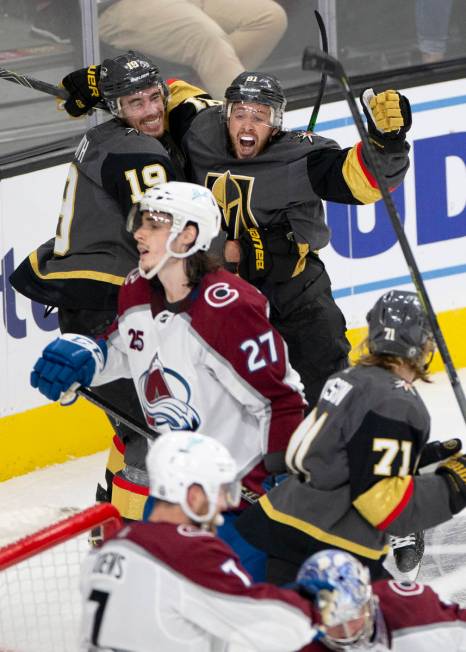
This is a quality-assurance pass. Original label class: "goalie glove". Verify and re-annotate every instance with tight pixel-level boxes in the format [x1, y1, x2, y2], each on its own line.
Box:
[360, 88, 412, 152]
[418, 438, 462, 469]
[436, 454, 466, 514]
[61, 64, 101, 117]
[31, 334, 107, 403]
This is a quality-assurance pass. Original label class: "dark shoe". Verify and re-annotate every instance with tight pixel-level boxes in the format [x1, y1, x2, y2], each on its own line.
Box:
[390, 532, 425, 574]
[30, 2, 71, 44]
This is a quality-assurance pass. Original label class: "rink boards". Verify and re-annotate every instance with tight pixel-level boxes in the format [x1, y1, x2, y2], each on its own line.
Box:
[0, 77, 465, 479]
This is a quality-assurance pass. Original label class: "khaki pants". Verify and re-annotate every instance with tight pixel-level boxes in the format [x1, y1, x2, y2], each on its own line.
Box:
[99, 0, 287, 98]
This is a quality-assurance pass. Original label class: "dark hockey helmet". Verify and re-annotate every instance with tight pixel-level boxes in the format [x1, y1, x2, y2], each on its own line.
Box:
[99, 50, 168, 116]
[366, 290, 433, 360]
[224, 71, 286, 128]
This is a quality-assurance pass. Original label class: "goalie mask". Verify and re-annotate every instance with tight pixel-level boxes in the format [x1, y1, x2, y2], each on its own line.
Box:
[146, 431, 241, 525]
[127, 181, 221, 280]
[366, 290, 433, 360]
[99, 50, 168, 117]
[297, 550, 375, 651]
[224, 71, 286, 129]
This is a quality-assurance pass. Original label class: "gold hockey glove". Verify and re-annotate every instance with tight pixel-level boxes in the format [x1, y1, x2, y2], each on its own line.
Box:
[436, 454, 466, 514]
[360, 88, 412, 152]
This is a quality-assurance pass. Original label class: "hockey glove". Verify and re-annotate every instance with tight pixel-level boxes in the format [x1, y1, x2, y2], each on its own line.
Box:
[31, 334, 107, 403]
[418, 438, 462, 469]
[436, 454, 466, 514]
[61, 64, 101, 117]
[360, 88, 412, 152]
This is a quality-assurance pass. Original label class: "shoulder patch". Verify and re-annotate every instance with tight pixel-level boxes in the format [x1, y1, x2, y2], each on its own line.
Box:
[125, 268, 140, 285]
[320, 376, 353, 406]
[204, 282, 239, 308]
[388, 579, 425, 596]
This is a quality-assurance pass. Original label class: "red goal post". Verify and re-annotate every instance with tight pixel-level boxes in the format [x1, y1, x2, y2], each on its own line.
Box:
[0, 503, 122, 652]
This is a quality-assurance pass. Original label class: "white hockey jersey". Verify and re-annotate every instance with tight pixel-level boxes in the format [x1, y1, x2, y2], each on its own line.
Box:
[93, 267, 305, 495]
[80, 521, 316, 652]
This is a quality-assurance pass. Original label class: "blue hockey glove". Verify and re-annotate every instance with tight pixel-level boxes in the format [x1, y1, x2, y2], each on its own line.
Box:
[31, 334, 107, 403]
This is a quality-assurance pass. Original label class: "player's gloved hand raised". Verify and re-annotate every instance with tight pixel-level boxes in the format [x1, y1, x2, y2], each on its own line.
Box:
[61, 64, 101, 117]
[31, 334, 107, 403]
[418, 438, 462, 469]
[360, 88, 412, 152]
[436, 454, 466, 514]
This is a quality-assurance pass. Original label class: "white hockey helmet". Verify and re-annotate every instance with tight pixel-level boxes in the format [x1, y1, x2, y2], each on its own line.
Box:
[146, 431, 241, 524]
[127, 181, 221, 279]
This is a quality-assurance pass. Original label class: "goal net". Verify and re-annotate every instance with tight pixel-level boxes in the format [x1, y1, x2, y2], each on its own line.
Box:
[0, 503, 122, 652]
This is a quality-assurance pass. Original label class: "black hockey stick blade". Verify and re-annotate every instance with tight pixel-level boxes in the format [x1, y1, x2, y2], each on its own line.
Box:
[77, 386, 157, 443]
[302, 47, 344, 79]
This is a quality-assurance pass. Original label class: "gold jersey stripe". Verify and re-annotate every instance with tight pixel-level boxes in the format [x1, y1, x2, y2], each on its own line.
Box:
[167, 79, 210, 112]
[29, 250, 125, 285]
[291, 243, 310, 278]
[260, 494, 390, 560]
[353, 476, 412, 528]
[342, 143, 383, 204]
[106, 435, 125, 476]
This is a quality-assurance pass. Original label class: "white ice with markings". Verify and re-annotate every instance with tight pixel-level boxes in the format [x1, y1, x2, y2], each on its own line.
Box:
[0, 369, 465, 651]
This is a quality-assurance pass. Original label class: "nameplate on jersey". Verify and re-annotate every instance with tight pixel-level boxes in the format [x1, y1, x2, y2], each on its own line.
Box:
[320, 377, 353, 406]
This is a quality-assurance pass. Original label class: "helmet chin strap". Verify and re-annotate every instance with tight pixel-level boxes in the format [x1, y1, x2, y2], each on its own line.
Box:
[138, 250, 171, 280]
[138, 230, 201, 280]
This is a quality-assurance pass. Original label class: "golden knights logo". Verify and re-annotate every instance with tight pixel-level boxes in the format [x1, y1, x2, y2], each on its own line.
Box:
[206, 171, 266, 272]
[206, 170, 258, 239]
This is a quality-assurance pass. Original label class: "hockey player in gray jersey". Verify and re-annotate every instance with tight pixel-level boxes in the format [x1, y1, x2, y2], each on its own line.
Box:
[10, 51, 211, 521]
[181, 73, 413, 409]
[236, 290, 466, 583]
[54, 66, 412, 409]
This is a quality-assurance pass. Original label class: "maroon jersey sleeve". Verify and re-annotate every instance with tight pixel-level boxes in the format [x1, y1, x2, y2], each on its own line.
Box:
[191, 270, 306, 457]
[127, 522, 313, 616]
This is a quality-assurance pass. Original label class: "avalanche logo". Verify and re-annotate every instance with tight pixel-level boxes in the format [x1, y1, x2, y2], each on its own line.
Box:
[204, 282, 239, 308]
[138, 353, 201, 431]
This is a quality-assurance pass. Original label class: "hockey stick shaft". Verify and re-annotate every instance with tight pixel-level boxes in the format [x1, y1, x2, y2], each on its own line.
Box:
[0, 66, 107, 110]
[306, 10, 328, 132]
[302, 48, 466, 423]
[0, 67, 69, 99]
[73, 385, 157, 443]
[65, 385, 259, 504]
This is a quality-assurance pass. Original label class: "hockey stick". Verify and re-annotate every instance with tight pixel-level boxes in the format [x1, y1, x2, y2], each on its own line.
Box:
[0, 66, 108, 110]
[60, 383, 156, 441]
[64, 385, 260, 504]
[306, 10, 328, 132]
[302, 47, 466, 423]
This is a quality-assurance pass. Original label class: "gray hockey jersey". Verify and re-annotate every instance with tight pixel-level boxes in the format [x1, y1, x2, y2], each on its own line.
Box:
[236, 364, 453, 578]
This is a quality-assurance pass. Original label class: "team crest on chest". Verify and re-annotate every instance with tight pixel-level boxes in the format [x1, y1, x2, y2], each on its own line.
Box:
[206, 171, 258, 239]
[139, 353, 201, 431]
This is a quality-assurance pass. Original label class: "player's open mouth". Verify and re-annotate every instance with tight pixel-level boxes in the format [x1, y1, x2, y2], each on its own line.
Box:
[141, 116, 162, 129]
[239, 135, 256, 150]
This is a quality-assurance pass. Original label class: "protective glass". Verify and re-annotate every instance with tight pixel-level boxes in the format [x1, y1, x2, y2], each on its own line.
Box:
[221, 480, 242, 508]
[226, 101, 275, 128]
[127, 206, 173, 233]
[324, 602, 374, 650]
[118, 86, 165, 118]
